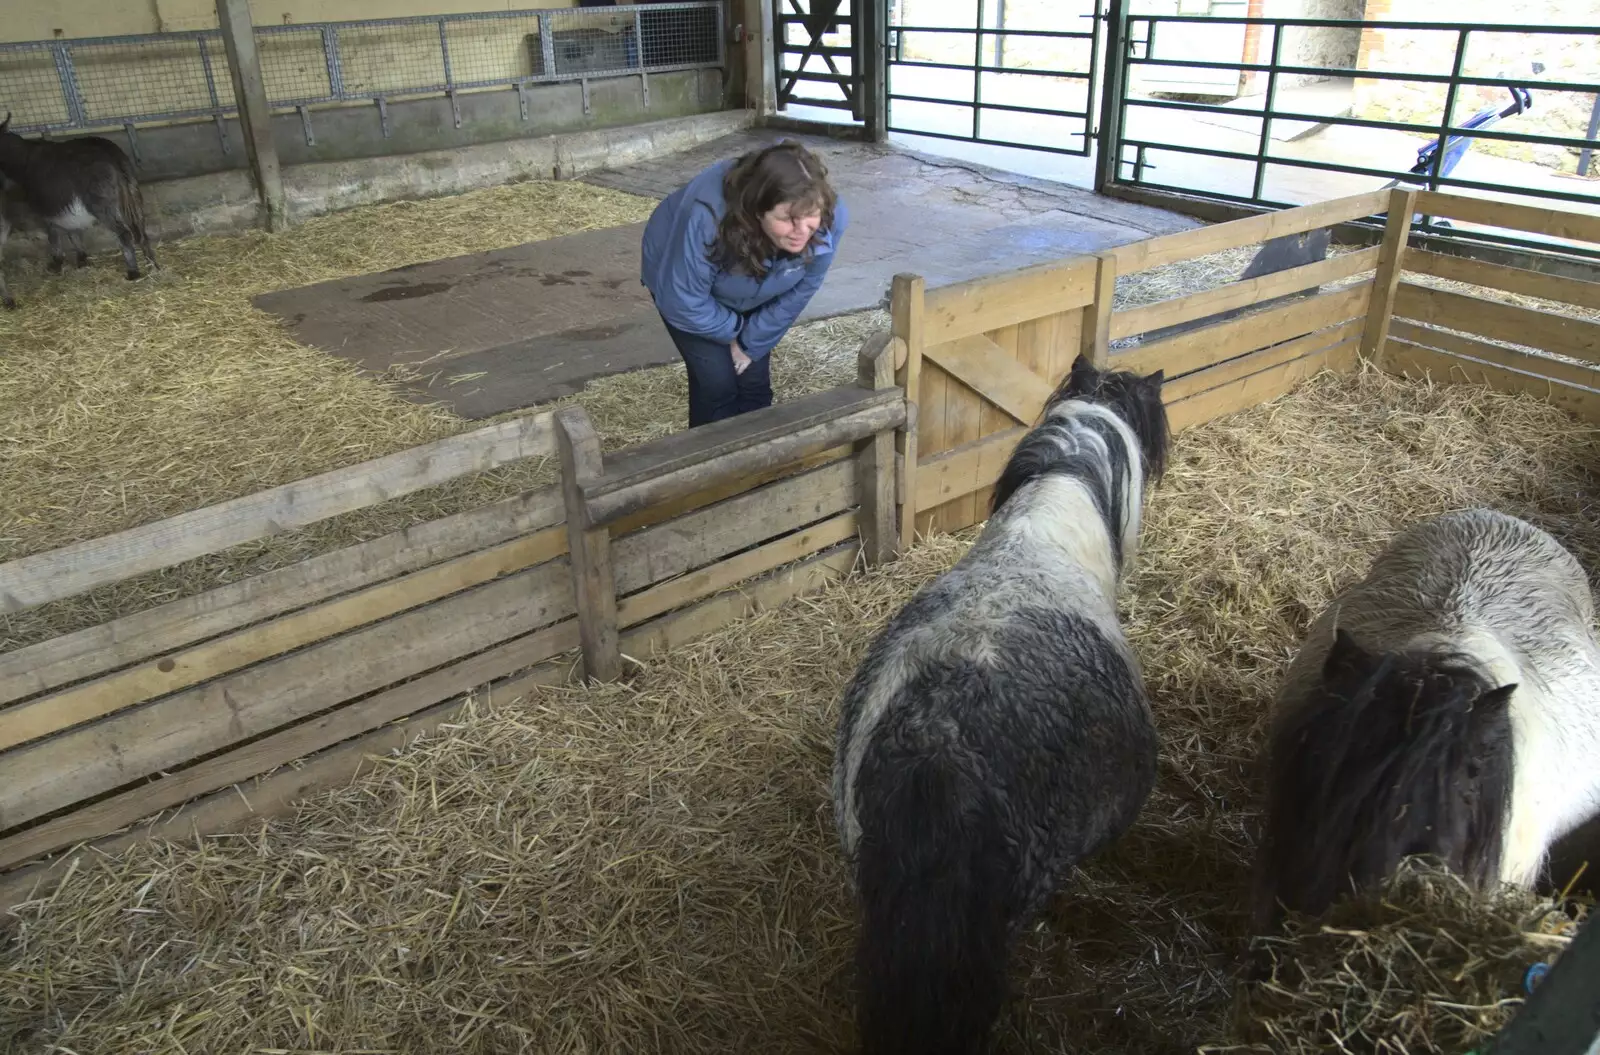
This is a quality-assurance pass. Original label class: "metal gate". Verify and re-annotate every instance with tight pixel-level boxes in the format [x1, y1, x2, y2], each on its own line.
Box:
[884, 0, 1101, 156]
[775, 0, 865, 119]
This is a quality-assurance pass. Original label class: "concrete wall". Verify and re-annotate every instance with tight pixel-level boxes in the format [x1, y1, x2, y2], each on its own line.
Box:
[1353, 0, 1600, 173]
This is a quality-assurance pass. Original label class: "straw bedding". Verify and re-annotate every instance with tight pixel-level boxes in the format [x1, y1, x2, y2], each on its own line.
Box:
[5, 364, 1597, 1054]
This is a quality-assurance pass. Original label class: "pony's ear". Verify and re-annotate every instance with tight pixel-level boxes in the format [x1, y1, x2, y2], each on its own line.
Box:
[1145, 368, 1165, 389]
[1322, 626, 1369, 682]
[1473, 683, 1517, 714]
[0, 112, 10, 134]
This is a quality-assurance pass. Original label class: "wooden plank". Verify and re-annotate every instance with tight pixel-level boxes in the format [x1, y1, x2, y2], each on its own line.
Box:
[913, 427, 1027, 513]
[1384, 340, 1600, 425]
[0, 545, 859, 905]
[0, 619, 581, 873]
[0, 558, 575, 832]
[1047, 306, 1084, 385]
[922, 332, 1054, 425]
[1114, 281, 1373, 379]
[1361, 188, 1418, 360]
[555, 407, 621, 683]
[1391, 282, 1600, 367]
[583, 389, 905, 527]
[893, 273, 926, 551]
[1110, 190, 1390, 276]
[937, 360, 984, 533]
[1165, 339, 1361, 433]
[612, 460, 854, 596]
[1111, 245, 1380, 341]
[0, 486, 566, 708]
[1081, 251, 1118, 367]
[0, 412, 556, 616]
[621, 543, 859, 659]
[913, 358, 951, 540]
[1403, 249, 1600, 313]
[0, 526, 568, 752]
[971, 325, 1019, 518]
[609, 445, 848, 538]
[618, 513, 858, 629]
[921, 256, 1098, 346]
[591, 385, 897, 501]
[855, 333, 899, 565]
[1389, 319, 1600, 391]
[1415, 191, 1600, 248]
[1161, 318, 1364, 402]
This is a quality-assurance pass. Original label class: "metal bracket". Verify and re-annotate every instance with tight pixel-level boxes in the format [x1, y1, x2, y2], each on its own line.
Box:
[581, 77, 591, 116]
[214, 113, 230, 154]
[640, 70, 650, 109]
[516, 81, 531, 121]
[446, 88, 462, 129]
[298, 104, 315, 147]
[122, 122, 141, 165]
[376, 96, 391, 138]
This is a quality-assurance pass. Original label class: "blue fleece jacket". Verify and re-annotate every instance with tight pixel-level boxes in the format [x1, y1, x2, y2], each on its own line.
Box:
[640, 157, 847, 360]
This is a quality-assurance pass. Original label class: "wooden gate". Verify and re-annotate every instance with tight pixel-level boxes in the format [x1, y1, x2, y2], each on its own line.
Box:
[890, 256, 1103, 543]
[775, 0, 863, 117]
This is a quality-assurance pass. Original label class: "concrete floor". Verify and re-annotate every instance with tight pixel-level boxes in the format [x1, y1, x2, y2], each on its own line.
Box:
[255, 129, 1196, 419]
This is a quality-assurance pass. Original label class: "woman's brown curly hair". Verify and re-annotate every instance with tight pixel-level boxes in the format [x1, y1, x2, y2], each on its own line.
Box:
[713, 141, 837, 278]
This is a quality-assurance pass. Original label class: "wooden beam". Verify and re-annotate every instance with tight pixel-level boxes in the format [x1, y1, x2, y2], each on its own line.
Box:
[555, 407, 621, 683]
[921, 257, 1098, 346]
[892, 273, 925, 551]
[1160, 318, 1364, 402]
[913, 426, 1027, 513]
[923, 332, 1054, 425]
[1388, 319, 1600, 392]
[1111, 246, 1380, 342]
[1164, 339, 1361, 433]
[0, 412, 555, 616]
[584, 386, 904, 527]
[0, 485, 565, 708]
[216, 0, 286, 230]
[1081, 251, 1117, 368]
[1402, 248, 1600, 313]
[1109, 190, 1391, 276]
[1383, 340, 1600, 424]
[1113, 281, 1372, 379]
[855, 332, 899, 564]
[1391, 282, 1600, 367]
[1415, 191, 1600, 249]
[0, 526, 568, 752]
[1360, 187, 1418, 362]
[609, 446, 849, 538]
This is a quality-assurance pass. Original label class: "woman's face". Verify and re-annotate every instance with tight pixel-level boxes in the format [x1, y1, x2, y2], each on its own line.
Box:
[760, 200, 822, 255]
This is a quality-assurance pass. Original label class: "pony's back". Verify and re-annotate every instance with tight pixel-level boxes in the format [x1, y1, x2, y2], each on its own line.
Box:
[1259, 508, 1600, 923]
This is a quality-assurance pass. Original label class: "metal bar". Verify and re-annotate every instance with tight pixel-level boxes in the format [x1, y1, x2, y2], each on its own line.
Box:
[538, 12, 556, 78]
[1079, 5, 1099, 158]
[1093, 0, 1129, 193]
[1250, 23, 1282, 201]
[50, 43, 87, 129]
[298, 104, 315, 146]
[322, 27, 346, 101]
[887, 58, 1091, 79]
[972, 0, 984, 141]
[885, 123, 1089, 155]
[1126, 54, 1600, 94]
[122, 122, 141, 165]
[376, 96, 391, 137]
[1581, 93, 1600, 178]
[886, 23, 1095, 39]
[1428, 27, 1470, 194]
[1125, 13, 1600, 31]
[198, 36, 223, 112]
[888, 92, 1090, 120]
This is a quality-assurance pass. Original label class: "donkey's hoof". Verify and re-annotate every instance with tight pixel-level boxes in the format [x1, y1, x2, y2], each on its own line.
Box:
[125, 269, 140, 281]
[46, 260, 63, 275]
[75, 253, 90, 269]
[2, 297, 15, 310]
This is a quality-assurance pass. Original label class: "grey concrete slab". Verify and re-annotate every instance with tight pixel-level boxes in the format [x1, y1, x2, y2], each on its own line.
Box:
[255, 128, 1198, 419]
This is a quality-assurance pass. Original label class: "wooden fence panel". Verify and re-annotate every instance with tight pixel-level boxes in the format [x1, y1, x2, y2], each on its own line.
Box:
[1402, 249, 1600, 313]
[1388, 319, 1600, 391]
[1415, 191, 1600, 249]
[1385, 339, 1600, 424]
[1390, 282, 1600, 367]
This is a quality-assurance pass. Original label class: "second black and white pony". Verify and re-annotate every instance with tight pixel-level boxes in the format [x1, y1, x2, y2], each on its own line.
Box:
[832, 354, 1169, 1055]
[1254, 507, 1600, 928]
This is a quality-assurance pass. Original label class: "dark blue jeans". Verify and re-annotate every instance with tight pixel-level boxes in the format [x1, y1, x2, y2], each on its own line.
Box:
[660, 317, 774, 428]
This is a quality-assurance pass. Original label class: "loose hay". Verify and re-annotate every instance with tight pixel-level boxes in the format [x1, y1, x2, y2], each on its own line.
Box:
[5, 365, 1598, 1054]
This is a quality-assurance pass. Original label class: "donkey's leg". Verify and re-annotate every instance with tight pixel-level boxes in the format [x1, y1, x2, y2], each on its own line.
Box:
[0, 213, 13, 309]
[45, 225, 65, 274]
[68, 230, 89, 269]
[112, 224, 140, 280]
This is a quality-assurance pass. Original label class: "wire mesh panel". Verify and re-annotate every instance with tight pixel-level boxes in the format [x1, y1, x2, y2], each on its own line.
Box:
[0, 3, 724, 138]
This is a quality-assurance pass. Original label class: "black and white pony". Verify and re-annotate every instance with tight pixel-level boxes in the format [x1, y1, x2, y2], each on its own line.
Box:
[1254, 508, 1600, 928]
[832, 354, 1169, 1055]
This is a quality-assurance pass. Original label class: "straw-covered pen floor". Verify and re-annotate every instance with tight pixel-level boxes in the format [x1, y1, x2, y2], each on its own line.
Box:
[5, 365, 1596, 1054]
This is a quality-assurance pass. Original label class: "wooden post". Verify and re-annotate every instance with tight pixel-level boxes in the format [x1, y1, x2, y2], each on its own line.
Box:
[855, 331, 899, 565]
[1081, 250, 1118, 369]
[891, 273, 925, 551]
[1360, 186, 1418, 365]
[862, 0, 888, 142]
[743, 0, 777, 116]
[554, 407, 622, 683]
[216, 0, 287, 232]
